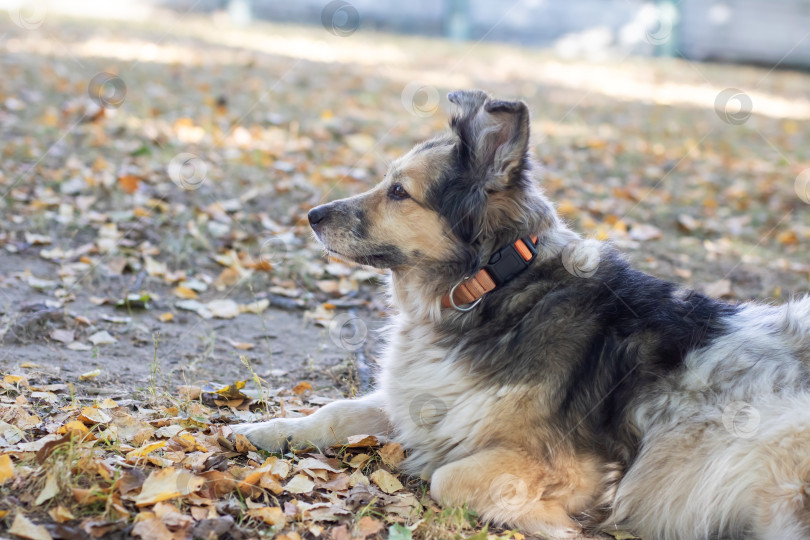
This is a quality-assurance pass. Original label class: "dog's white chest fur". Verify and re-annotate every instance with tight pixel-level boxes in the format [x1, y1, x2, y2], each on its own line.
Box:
[378, 317, 501, 478]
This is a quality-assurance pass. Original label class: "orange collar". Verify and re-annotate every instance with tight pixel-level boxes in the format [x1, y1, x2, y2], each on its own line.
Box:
[442, 234, 539, 310]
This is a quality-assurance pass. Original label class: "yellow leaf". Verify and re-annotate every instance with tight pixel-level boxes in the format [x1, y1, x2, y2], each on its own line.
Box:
[292, 381, 313, 395]
[126, 440, 166, 461]
[59, 421, 89, 436]
[215, 380, 247, 399]
[379, 443, 405, 468]
[48, 506, 74, 523]
[134, 468, 204, 507]
[99, 398, 118, 409]
[247, 506, 286, 527]
[79, 369, 101, 381]
[118, 175, 139, 194]
[158, 312, 174, 322]
[369, 469, 403, 494]
[172, 286, 197, 300]
[0, 454, 15, 484]
[4, 374, 27, 385]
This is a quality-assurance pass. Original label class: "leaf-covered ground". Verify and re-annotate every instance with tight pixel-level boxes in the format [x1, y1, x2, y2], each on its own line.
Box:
[1, 8, 809, 540]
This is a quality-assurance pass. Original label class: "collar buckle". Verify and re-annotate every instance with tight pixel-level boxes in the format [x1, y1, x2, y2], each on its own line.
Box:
[485, 236, 538, 285]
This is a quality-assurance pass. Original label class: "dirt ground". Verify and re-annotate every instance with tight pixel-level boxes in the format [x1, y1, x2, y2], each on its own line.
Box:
[1, 8, 809, 540]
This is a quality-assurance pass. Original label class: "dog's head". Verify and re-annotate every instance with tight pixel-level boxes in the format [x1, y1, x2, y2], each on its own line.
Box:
[309, 90, 557, 290]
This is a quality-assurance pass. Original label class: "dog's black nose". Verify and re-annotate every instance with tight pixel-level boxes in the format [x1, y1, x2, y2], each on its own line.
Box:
[308, 205, 328, 227]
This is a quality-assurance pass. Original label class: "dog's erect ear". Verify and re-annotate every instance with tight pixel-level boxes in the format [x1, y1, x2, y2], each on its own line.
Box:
[448, 90, 530, 188]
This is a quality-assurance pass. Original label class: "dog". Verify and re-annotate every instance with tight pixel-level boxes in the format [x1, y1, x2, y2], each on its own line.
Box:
[233, 90, 810, 539]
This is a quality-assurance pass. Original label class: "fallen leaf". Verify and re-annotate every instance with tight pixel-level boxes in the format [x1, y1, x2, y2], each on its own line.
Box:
[8, 514, 52, 540]
[234, 433, 257, 453]
[47, 506, 75, 523]
[207, 299, 240, 319]
[35, 472, 60, 505]
[78, 407, 112, 425]
[135, 468, 204, 506]
[0, 454, 15, 483]
[370, 469, 403, 494]
[89, 331, 116, 345]
[292, 381, 313, 395]
[118, 174, 139, 193]
[158, 312, 174, 322]
[283, 474, 315, 494]
[379, 443, 405, 467]
[172, 286, 198, 300]
[80, 369, 102, 381]
[246, 506, 286, 527]
[343, 434, 379, 448]
[49, 329, 75, 344]
[126, 440, 166, 461]
[356, 516, 384, 538]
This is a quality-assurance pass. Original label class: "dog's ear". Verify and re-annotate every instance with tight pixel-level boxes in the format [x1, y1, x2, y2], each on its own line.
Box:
[449, 91, 530, 189]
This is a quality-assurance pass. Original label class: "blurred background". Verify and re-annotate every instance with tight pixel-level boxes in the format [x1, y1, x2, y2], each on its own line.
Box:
[0, 0, 809, 412]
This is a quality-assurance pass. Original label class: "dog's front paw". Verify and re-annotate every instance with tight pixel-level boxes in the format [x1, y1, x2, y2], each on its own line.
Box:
[231, 418, 300, 452]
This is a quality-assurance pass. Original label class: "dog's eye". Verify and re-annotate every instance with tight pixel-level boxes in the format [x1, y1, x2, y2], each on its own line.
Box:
[388, 183, 410, 201]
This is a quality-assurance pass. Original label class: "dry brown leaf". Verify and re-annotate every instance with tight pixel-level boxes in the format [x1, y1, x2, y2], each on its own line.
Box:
[284, 474, 315, 494]
[246, 506, 286, 527]
[177, 385, 202, 400]
[78, 407, 112, 425]
[135, 468, 204, 507]
[8, 514, 52, 540]
[296, 457, 342, 473]
[35, 472, 60, 505]
[118, 174, 139, 194]
[292, 381, 313, 395]
[214, 267, 242, 289]
[346, 453, 371, 468]
[379, 442, 405, 467]
[172, 286, 198, 300]
[344, 434, 379, 448]
[369, 469, 403, 494]
[126, 440, 166, 461]
[355, 515, 384, 538]
[234, 433, 257, 453]
[49, 329, 75, 344]
[47, 505, 74, 523]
